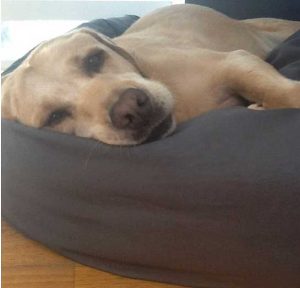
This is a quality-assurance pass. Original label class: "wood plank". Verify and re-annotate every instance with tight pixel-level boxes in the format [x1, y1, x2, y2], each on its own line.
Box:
[2, 221, 73, 267]
[74, 264, 184, 288]
[2, 266, 74, 288]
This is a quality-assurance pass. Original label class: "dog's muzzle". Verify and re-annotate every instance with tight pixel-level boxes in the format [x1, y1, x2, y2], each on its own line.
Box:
[109, 88, 173, 142]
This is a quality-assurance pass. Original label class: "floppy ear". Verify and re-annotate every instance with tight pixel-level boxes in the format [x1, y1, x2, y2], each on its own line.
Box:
[2, 73, 10, 84]
[73, 27, 116, 46]
[76, 28, 146, 77]
[1, 73, 16, 120]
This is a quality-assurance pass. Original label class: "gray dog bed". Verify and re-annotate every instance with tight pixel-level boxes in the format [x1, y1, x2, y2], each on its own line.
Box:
[2, 8, 300, 288]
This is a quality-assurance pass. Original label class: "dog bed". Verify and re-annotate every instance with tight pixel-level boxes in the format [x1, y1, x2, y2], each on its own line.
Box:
[2, 13, 300, 288]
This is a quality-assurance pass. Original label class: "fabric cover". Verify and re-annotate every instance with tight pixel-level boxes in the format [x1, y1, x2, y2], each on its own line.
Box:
[186, 0, 300, 20]
[266, 30, 300, 80]
[2, 8, 300, 288]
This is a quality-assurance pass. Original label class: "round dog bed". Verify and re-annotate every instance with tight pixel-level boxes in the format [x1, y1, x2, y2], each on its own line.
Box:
[2, 9, 300, 288]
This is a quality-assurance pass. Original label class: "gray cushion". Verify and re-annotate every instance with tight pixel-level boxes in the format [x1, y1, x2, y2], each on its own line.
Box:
[2, 13, 300, 288]
[186, 0, 300, 20]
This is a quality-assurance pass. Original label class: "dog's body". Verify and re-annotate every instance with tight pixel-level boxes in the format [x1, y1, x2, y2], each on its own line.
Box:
[2, 4, 300, 145]
[115, 5, 300, 122]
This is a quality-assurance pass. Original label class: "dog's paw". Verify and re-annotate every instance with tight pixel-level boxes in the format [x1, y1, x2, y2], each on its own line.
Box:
[248, 103, 265, 110]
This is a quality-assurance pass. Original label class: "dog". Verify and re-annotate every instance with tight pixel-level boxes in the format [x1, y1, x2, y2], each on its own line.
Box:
[2, 4, 300, 145]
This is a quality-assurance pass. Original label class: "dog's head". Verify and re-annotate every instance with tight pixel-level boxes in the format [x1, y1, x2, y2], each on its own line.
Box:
[1, 28, 175, 145]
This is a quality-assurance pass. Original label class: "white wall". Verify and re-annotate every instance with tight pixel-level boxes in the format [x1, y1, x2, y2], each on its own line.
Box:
[2, 1, 173, 21]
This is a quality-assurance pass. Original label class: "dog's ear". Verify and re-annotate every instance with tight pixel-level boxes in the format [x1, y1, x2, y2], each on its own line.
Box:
[2, 73, 10, 84]
[73, 27, 116, 46]
[75, 28, 146, 77]
[76, 28, 129, 57]
[1, 73, 16, 120]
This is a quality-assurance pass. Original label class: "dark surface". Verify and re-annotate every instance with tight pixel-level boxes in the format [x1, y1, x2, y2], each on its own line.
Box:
[3, 107, 300, 288]
[266, 30, 300, 80]
[186, 0, 300, 20]
[2, 5, 300, 288]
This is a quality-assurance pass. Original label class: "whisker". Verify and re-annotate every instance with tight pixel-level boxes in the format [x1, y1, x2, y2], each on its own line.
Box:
[83, 141, 99, 169]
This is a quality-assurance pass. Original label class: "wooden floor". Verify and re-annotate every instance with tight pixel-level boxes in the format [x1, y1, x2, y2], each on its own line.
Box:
[2, 222, 184, 288]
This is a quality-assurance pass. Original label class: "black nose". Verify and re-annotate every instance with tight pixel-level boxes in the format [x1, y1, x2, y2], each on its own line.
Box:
[109, 88, 151, 130]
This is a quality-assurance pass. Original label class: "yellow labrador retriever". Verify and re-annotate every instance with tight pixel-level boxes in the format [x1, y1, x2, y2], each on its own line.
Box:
[2, 4, 300, 145]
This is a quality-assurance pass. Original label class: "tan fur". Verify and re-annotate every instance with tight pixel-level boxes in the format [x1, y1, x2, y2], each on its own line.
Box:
[2, 4, 300, 145]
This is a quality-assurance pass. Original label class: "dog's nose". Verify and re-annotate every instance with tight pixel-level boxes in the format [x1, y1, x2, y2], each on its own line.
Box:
[109, 88, 151, 130]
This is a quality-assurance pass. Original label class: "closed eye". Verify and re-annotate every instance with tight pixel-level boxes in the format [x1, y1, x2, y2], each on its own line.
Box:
[83, 49, 105, 75]
[44, 109, 71, 127]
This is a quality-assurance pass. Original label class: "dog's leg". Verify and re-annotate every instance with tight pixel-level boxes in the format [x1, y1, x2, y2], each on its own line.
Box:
[222, 50, 300, 108]
[243, 19, 300, 55]
[243, 18, 300, 40]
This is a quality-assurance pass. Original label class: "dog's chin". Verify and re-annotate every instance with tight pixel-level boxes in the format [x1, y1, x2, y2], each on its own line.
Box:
[142, 114, 176, 143]
[93, 114, 175, 146]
